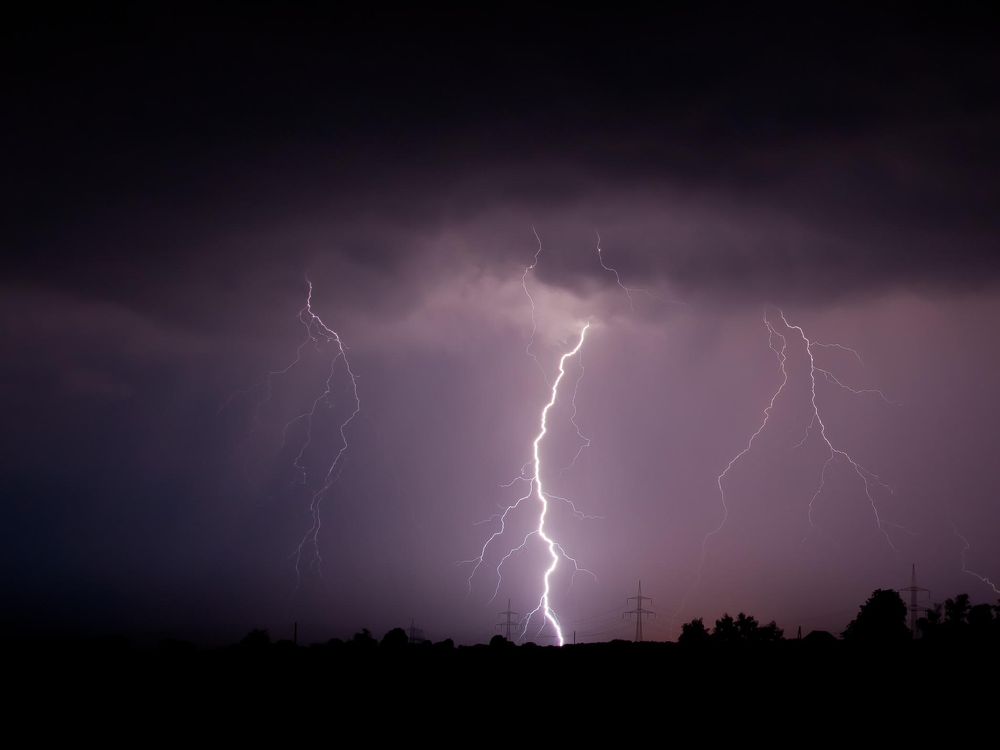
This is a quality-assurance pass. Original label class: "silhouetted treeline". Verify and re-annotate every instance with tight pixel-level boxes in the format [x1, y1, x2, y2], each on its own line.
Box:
[7, 588, 999, 661]
[5, 588, 999, 728]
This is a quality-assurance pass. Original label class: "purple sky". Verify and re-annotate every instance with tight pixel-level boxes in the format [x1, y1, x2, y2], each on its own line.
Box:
[3, 5, 999, 644]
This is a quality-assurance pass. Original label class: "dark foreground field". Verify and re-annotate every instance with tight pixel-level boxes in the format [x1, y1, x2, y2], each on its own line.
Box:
[6, 634, 998, 735]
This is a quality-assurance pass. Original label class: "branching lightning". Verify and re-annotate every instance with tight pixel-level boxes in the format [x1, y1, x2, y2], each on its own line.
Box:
[703, 314, 789, 576]
[952, 524, 1000, 595]
[523, 226, 549, 384]
[780, 311, 897, 550]
[595, 231, 686, 311]
[596, 231, 639, 311]
[289, 282, 360, 586]
[702, 310, 899, 576]
[596, 230, 671, 311]
[224, 279, 360, 589]
[561, 342, 591, 474]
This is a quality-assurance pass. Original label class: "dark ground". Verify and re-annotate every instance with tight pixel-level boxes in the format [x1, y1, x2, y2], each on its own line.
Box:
[7, 635, 996, 735]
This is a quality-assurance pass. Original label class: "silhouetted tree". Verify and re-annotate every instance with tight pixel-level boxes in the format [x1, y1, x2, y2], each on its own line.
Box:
[803, 630, 838, 645]
[735, 613, 759, 641]
[712, 614, 739, 644]
[239, 629, 271, 650]
[678, 618, 710, 646]
[968, 603, 995, 638]
[708, 612, 783, 644]
[489, 634, 514, 649]
[350, 628, 377, 651]
[944, 594, 971, 626]
[381, 628, 408, 650]
[757, 621, 784, 643]
[158, 638, 196, 654]
[916, 603, 942, 640]
[842, 589, 908, 644]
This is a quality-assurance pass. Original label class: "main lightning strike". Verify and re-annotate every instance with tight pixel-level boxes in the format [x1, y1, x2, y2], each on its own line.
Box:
[463, 235, 600, 644]
[520, 322, 592, 644]
[463, 324, 596, 641]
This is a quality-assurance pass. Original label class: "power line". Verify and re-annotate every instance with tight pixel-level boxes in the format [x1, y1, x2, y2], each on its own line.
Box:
[408, 618, 427, 644]
[496, 599, 519, 641]
[898, 563, 931, 638]
[624, 579, 655, 642]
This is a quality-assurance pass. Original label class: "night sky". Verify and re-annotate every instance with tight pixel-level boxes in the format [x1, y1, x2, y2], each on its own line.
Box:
[3, 4, 1000, 645]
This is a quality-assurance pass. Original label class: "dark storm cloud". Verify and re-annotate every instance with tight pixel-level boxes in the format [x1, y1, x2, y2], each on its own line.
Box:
[4, 4, 999, 323]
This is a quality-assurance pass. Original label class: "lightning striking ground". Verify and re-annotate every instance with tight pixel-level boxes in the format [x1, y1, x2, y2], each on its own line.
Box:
[520, 322, 592, 643]
[225, 279, 360, 589]
[463, 235, 600, 645]
[462, 323, 596, 643]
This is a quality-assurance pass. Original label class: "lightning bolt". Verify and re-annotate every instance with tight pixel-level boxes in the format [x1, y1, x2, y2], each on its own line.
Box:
[698, 310, 899, 584]
[952, 524, 1000, 595]
[520, 322, 592, 644]
[463, 323, 596, 643]
[561, 341, 591, 474]
[705, 313, 790, 575]
[224, 279, 360, 589]
[463, 234, 599, 645]
[523, 226, 548, 383]
[780, 311, 897, 550]
[289, 281, 361, 587]
[596, 231, 685, 311]
[596, 231, 638, 311]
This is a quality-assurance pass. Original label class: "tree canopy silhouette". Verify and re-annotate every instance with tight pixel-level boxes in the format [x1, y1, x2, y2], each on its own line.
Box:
[842, 589, 908, 644]
[239, 629, 271, 650]
[678, 617, 710, 646]
[707, 613, 783, 644]
[381, 627, 409, 650]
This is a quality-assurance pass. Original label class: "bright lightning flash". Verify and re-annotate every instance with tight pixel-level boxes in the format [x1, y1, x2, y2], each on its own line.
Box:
[463, 323, 595, 645]
[463, 237, 600, 645]
[522, 322, 592, 644]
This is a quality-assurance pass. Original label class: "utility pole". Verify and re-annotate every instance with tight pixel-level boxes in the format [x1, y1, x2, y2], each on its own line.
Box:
[408, 618, 426, 644]
[898, 563, 931, 638]
[497, 599, 519, 641]
[624, 580, 654, 642]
